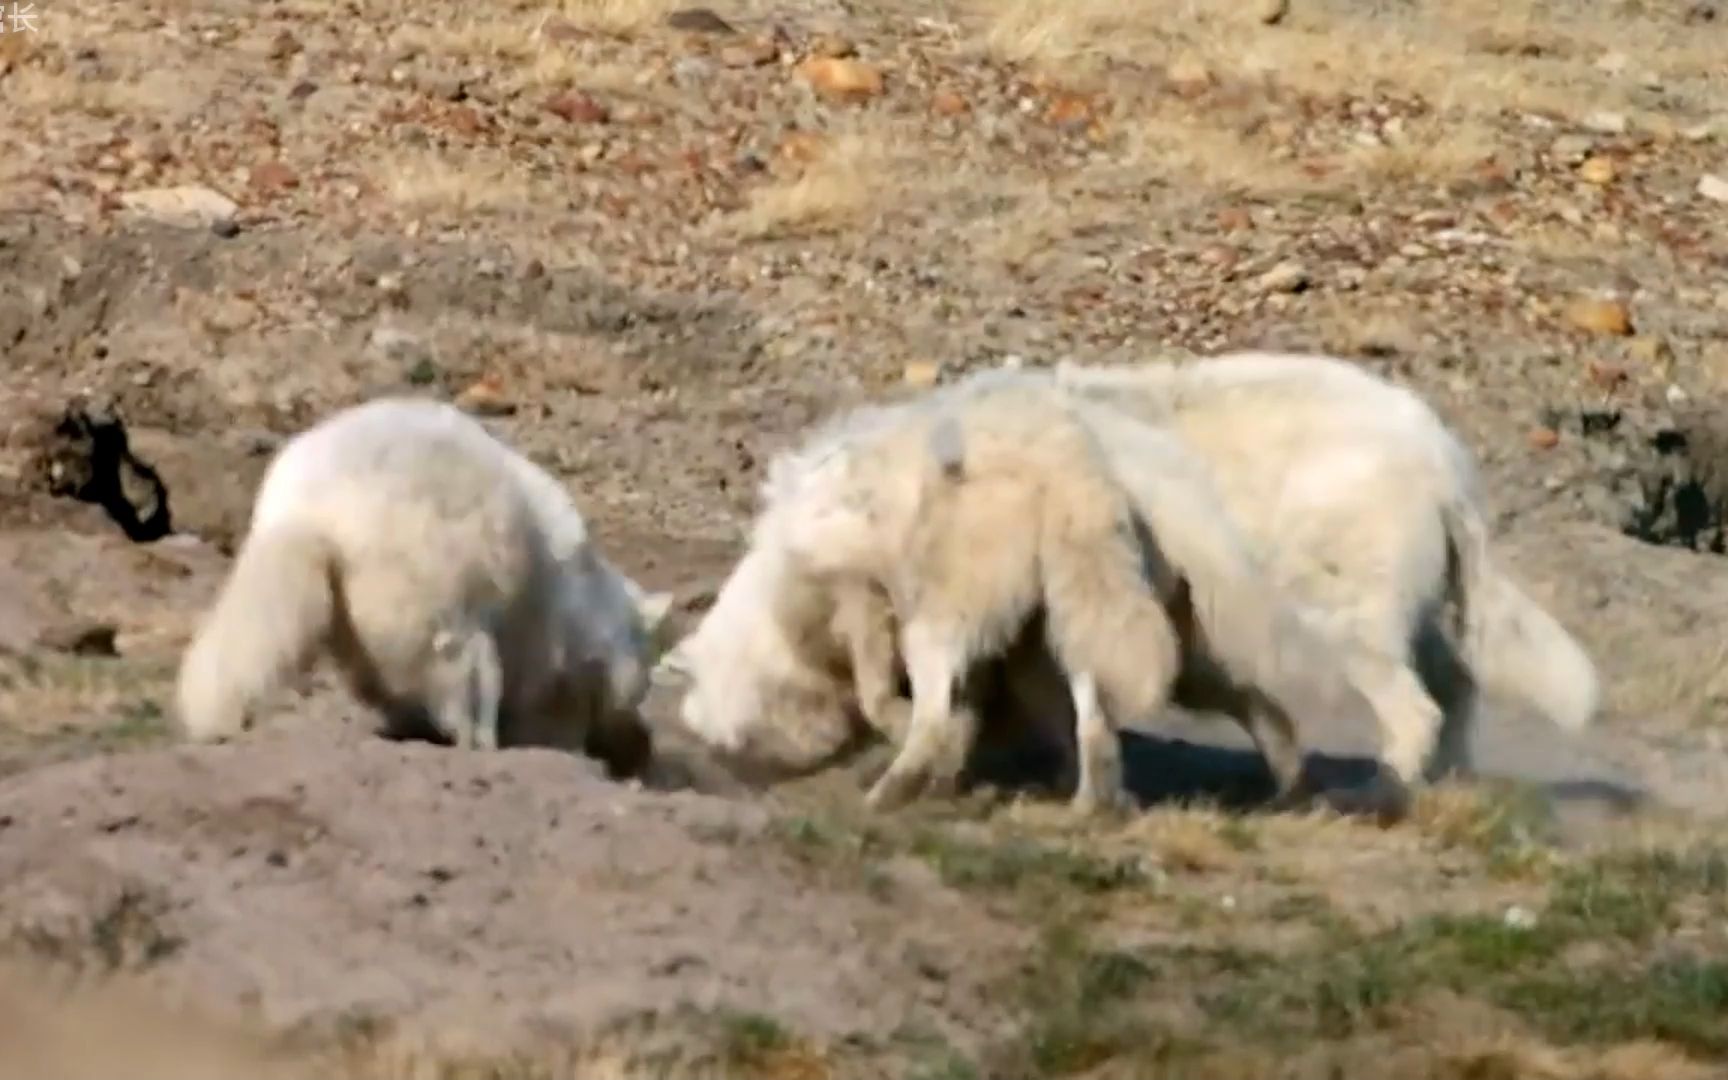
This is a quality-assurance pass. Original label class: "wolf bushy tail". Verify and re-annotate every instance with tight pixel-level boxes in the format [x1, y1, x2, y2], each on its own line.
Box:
[1440, 496, 1601, 731]
[175, 523, 339, 742]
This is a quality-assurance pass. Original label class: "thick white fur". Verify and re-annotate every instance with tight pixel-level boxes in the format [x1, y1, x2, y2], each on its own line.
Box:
[175, 397, 675, 753]
[1052, 350, 1602, 783]
[674, 372, 1363, 812]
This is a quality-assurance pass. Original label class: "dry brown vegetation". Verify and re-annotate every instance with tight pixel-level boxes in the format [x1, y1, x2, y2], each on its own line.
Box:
[1, 0, 1727, 1074]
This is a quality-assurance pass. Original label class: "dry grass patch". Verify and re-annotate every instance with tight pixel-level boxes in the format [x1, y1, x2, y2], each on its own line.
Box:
[0, 963, 310, 1080]
[1118, 112, 1315, 198]
[0, 652, 175, 756]
[553, 0, 685, 37]
[1335, 117, 1500, 188]
[371, 149, 545, 217]
[718, 120, 950, 241]
[1310, 299, 1429, 360]
[3, 67, 138, 118]
[967, 0, 1719, 125]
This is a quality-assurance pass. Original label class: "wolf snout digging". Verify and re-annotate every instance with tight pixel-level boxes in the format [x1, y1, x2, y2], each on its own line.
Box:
[173, 397, 674, 772]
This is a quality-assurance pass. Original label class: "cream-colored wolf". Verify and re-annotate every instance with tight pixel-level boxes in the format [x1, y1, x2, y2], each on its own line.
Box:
[675, 372, 1364, 813]
[175, 397, 674, 757]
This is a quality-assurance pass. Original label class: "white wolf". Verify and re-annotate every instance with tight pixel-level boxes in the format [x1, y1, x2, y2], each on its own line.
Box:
[676, 372, 1366, 814]
[1051, 350, 1602, 785]
[174, 397, 675, 758]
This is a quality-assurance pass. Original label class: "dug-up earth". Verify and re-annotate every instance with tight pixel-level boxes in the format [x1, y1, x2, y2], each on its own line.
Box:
[2, 0, 1728, 1076]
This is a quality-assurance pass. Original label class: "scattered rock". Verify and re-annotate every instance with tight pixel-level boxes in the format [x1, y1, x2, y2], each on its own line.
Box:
[665, 8, 736, 34]
[539, 16, 585, 43]
[1697, 174, 1728, 204]
[1582, 110, 1628, 135]
[719, 37, 778, 67]
[545, 92, 610, 124]
[809, 33, 857, 59]
[248, 160, 300, 195]
[1586, 361, 1630, 392]
[930, 90, 969, 116]
[1549, 134, 1594, 163]
[267, 29, 302, 60]
[369, 325, 431, 369]
[1257, 261, 1310, 294]
[1255, 0, 1290, 24]
[902, 361, 942, 388]
[775, 131, 828, 173]
[1215, 207, 1254, 232]
[1502, 905, 1538, 930]
[1044, 93, 1095, 132]
[1529, 427, 1561, 450]
[118, 185, 239, 230]
[1578, 155, 1617, 185]
[1167, 52, 1212, 95]
[796, 57, 884, 102]
[1565, 297, 1634, 336]
[455, 375, 515, 417]
[1628, 336, 1674, 367]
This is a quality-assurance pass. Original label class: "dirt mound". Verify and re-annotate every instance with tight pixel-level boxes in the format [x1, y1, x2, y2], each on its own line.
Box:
[0, 735, 1023, 1071]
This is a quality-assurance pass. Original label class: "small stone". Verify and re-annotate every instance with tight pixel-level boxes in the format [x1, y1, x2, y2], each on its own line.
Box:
[930, 90, 969, 116]
[249, 160, 300, 194]
[1565, 296, 1633, 336]
[1503, 905, 1538, 930]
[369, 325, 428, 366]
[455, 375, 515, 416]
[1044, 93, 1095, 131]
[268, 29, 302, 60]
[1586, 361, 1629, 391]
[902, 360, 942, 388]
[1167, 52, 1212, 94]
[1627, 337, 1674, 366]
[119, 184, 239, 229]
[287, 79, 317, 101]
[796, 57, 884, 102]
[1257, 261, 1310, 294]
[775, 131, 828, 172]
[1528, 427, 1560, 450]
[1550, 134, 1594, 162]
[1256, 0, 1289, 24]
[809, 32, 857, 59]
[1578, 155, 1617, 184]
[545, 92, 609, 124]
[1582, 110, 1628, 135]
[1215, 206, 1253, 231]
[1680, 120, 1718, 143]
[665, 7, 736, 34]
[540, 16, 584, 43]
[719, 37, 778, 67]
[1697, 174, 1728, 203]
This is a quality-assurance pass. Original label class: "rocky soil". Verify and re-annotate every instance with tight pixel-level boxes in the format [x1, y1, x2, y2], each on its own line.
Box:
[1, 0, 1727, 1076]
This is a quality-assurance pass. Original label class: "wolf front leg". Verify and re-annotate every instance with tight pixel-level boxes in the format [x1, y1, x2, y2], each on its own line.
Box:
[428, 626, 504, 751]
[1068, 670, 1132, 816]
[864, 617, 977, 812]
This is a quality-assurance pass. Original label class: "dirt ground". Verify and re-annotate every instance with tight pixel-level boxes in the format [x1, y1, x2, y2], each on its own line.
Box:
[2, 0, 1727, 1076]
